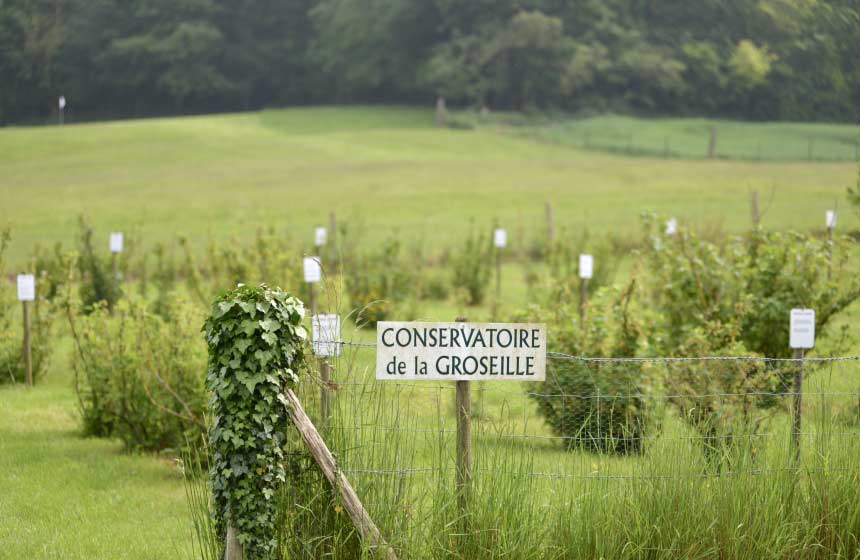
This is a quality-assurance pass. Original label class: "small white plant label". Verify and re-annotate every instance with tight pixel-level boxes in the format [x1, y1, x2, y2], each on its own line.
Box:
[312, 314, 341, 357]
[315, 227, 327, 247]
[303, 256, 322, 283]
[59, 96, 66, 109]
[376, 321, 546, 381]
[665, 218, 678, 235]
[579, 254, 593, 279]
[109, 232, 124, 253]
[17, 274, 35, 301]
[494, 228, 507, 248]
[826, 210, 836, 229]
[790, 309, 815, 349]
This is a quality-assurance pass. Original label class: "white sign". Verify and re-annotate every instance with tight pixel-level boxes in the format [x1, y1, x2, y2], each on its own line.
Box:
[303, 256, 322, 283]
[17, 274, 35, 302]
[312, 314, 341, 357]
[109, 232, 124, 253]
[790, 309, 815, 349]
[579, 254, 593, 279]
[58, 96, 66, 109]
[494, 228, 507, 248]
[315, 227, 327, 247]
[826, 210, 836, 229]
[665, 217, 678, 235]
[376, 321, 546, 381]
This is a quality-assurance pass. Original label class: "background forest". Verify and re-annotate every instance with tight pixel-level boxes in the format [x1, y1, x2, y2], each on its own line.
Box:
[2, 0, 859, 125]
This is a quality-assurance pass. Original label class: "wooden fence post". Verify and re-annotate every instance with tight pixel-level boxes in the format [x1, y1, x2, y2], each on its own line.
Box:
[579, 278, 588, 326]
[283, 388, 398, 560]
[791, 348, 804, 461]
[22, 300, 32, 387]
[454, 317, 472, 531]
[707, 126, 717, 159]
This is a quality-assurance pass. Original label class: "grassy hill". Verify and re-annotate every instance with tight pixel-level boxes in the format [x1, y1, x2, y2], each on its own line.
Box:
[1, 106, 856, 264]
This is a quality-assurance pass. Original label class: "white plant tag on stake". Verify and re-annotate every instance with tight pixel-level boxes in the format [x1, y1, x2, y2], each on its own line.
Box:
[665, 218, 678, 236]
[315, 227, 327, 247]
[826, 210, 836, 229]
[579, 254, 593, 279]
[303, 256, 322, 283]
[17, 274, 35, 301]
[109, 232, 124, 253]
[494, 228, 507, 248]
[790, 309, 815, 349]
[312, 314, 341, 357]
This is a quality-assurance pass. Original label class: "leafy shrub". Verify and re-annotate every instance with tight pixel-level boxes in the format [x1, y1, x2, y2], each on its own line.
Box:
[450, 229, 492, 305]
[0, 228, 56, 384]
[642, 213, 860, 452]
[533, 229, 621, 305]
[418, 268, 450, 300]
[345, 238, 418, 326]
[69, 295, 206, 451]
[521, 276, 653, 453]
[77, 217, 122, 311]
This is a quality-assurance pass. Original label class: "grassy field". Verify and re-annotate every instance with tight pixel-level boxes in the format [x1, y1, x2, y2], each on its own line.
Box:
[1, 106, 857, 265]
[2, 106, 860, 558]
[471, 112, 860, 162]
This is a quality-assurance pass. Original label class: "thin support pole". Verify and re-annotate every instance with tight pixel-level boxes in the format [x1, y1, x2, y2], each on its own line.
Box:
[791, 348, 804, 461]
[22, 301, 32, 386]
[454, 317, 472, 531]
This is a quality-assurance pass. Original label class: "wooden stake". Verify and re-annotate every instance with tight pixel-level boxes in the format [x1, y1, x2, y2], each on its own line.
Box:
[579, 278, 588, 326]
[791, 348, 804, 461]
[750, 190, 760, 228]
[454, 317, 472, 529]
[545, 202, 554, 244]
[283, 388, 398, 560]
[225, 526, 243, 560]
[320, 359, 332, 431]
[495, 247, 502, 303]
[708, 126, 717, 159]
[22, 300, 32, 387]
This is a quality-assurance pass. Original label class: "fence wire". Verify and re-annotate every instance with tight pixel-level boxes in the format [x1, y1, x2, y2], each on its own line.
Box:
[290, 342, 860, 493]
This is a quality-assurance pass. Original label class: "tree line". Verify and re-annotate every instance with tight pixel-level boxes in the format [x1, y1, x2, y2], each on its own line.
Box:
[2, 0, 859, 125]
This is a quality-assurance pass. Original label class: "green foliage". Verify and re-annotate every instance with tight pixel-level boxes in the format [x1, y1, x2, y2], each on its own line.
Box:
[847, 168, 860, 219]
[0, 228, 56, 385]
[450, 229, 492, 306]
[69, 295, 206, 450]
[4, 0, 860, 123]
[521, 277, 653, 453]
[76, 217, 122, 312]
[204, 284, 307, 559]
[345, 238, 418, 326]
[534, 230, 620, 305]
[643, 213, 860, 358]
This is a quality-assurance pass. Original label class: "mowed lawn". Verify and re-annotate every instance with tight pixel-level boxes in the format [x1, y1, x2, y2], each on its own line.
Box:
[1, 106, 857, 264]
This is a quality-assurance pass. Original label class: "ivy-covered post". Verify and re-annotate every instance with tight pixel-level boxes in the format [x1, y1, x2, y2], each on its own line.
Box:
[204, 284, 307, 560]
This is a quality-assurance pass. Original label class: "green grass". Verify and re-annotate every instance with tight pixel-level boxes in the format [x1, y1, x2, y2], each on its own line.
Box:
[0, 341, 192, 559]
[1, 106, 857, 265]
[2, 106, 860, 558]
[474, 113, 860, 162]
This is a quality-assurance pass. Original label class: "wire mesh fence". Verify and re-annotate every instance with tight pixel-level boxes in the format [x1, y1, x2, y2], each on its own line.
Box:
[277, 342, 860, 557]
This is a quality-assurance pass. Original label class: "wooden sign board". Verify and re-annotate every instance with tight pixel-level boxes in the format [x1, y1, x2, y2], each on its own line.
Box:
[303, 256, 321, 283]
[790, 309, 815, 349]
[17, 274, 35, 301]
[312, 313, 341, 357]
[376, 321, 546, 381]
